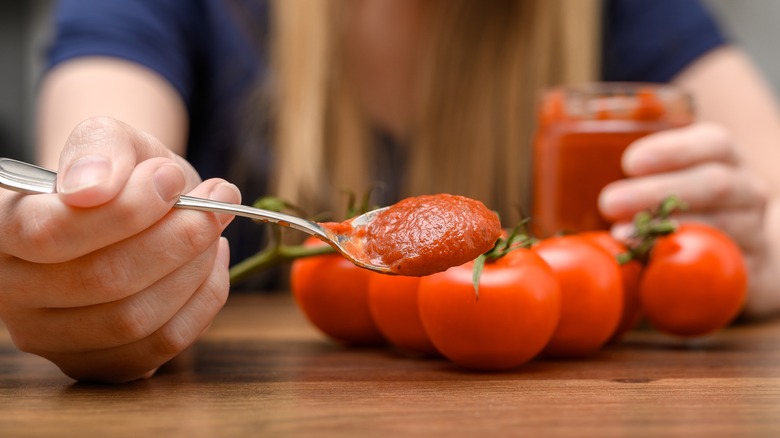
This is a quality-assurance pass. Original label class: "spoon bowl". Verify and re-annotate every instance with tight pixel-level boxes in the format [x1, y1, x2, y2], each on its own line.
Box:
[0, 157, 393, 273]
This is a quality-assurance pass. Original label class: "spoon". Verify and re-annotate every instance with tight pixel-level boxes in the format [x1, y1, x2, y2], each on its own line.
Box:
[0, 157, 392, 274]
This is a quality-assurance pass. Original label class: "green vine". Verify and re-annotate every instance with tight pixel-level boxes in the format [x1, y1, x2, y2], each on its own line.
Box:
[229, 239, 336, 285]
[618, 195, 688, 265]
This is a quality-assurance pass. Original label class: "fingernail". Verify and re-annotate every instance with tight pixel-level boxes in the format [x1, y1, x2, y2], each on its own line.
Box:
[210, 183, 241, 225]
[153, 164, 185, 202]
[209, 183, 240, 203]
[60, 156, 111, 194]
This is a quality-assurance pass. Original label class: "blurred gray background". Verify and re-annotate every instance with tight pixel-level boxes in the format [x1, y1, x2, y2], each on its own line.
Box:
[705, 0, 780, 88]
[1, 0, 779, 162]
[0, 1, 51, 162]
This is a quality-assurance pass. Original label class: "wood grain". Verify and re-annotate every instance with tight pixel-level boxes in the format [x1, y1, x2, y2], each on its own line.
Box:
[2, 294, 780, 437]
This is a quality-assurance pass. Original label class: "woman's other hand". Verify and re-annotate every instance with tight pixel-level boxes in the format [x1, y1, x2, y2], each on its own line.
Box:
[600, 122, 768, 251]
[598, 121, 774, 317]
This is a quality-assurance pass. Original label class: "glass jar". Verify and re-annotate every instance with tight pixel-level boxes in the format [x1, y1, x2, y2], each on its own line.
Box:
[531, 82, 694, 235]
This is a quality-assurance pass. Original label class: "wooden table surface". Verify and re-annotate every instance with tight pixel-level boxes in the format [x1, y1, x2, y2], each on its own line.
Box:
[2, 293, 780, 437]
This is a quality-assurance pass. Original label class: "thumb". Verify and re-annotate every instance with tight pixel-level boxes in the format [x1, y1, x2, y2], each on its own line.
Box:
[56, 116, 180, 208]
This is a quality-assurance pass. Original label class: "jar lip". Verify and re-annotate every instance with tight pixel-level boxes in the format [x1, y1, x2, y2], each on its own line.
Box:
[538, 82, 694, 122]
[553, 82, 689, 96]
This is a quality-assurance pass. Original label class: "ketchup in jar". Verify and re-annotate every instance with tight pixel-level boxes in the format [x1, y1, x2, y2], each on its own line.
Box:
[531, 83, 694, 234]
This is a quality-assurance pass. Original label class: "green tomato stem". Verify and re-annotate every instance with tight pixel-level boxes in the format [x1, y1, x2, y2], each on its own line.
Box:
[229, 243, 336, 285]
[623, 195, 687, 265]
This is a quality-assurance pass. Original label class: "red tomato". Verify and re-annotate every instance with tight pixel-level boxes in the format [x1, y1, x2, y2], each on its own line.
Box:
[290, 237, 385, 345]
[367, 274, 438, 355]
[533, 235, 623, 358]
[417, 248, 561, 370]
[639, 223, 747, 337]
[580, 231, 643, 341]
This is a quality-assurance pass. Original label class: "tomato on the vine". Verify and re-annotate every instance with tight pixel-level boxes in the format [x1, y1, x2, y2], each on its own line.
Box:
[290, 237, 385, 345]
[533, 235, 623, 358]
[367, 274, 438, 355]
[639, 223, 747, 337]
[580, 230, 643, 341]
[417, 248, 561, 370]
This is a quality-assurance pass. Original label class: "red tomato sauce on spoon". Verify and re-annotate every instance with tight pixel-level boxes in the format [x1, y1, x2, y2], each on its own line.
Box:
[324, 194, 502, 276]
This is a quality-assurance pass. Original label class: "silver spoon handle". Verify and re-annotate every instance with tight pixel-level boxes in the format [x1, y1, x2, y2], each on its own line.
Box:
[175, 195, 327, 238]
[0, 158, 57, 194]
[0, 157, 327, 239]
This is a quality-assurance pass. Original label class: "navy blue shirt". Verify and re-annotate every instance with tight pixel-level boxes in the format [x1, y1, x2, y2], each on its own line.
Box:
[46, 0, 726, 275]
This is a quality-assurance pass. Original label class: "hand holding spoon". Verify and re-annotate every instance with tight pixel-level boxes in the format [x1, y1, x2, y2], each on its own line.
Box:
[0, 158, 502, 276]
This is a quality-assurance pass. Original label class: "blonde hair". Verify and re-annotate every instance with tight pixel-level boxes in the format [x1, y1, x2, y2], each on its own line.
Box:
[269, 0, 601, 224]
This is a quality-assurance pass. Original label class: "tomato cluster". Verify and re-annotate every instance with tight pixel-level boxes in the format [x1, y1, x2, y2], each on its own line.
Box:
[290, 219, 748, 371]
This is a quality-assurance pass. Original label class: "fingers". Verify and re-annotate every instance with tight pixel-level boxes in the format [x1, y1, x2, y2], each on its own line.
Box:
[0, 116, 204, 264]
[600, 162, 768, 221]
[601, 159, 768, 257]
[600, 121, 769, 257]
[0, 157, 186, 264]
[34, 237, 231, 383]
[0, 178, 240, 308]
[622, 122, 739, 176]
[3, 239, 221, 353]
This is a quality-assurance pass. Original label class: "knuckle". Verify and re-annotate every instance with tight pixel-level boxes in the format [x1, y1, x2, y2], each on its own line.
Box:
[69, 116, 122, 147]
[78, 115, 120, 128]
[203, 273, 231, 312]
[701, 165, 733, 199]
[691, 121, 725, 142]
[149, 321, 194, 358]
[174, 215, 220, 253]
[107, 199, 154, 232]
[698, 123, 736, 160]
[699, 121, 730, 142]
[77, 254, 135, 300]
[147, 275, 228, 358]
[17, 208, 69, 263]
[107, 302, 157, 344]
